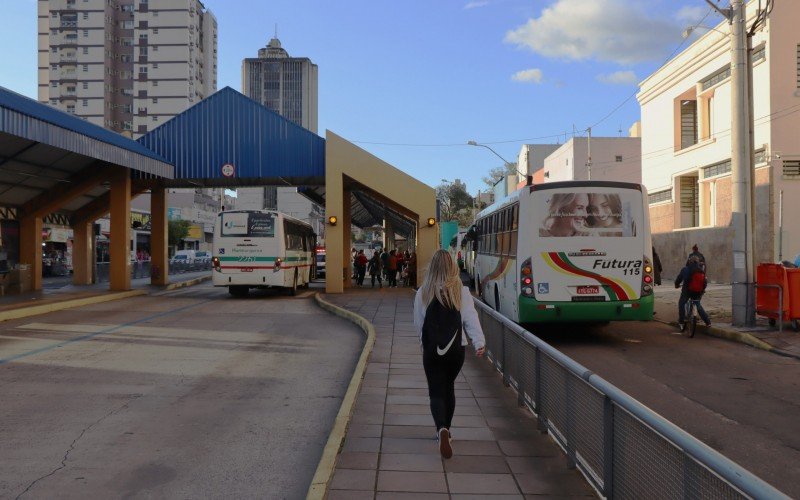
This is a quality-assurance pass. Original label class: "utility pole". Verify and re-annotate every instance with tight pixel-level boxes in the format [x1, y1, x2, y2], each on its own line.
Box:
[586, 127, 592, 181]
[730, 0, 756, 326]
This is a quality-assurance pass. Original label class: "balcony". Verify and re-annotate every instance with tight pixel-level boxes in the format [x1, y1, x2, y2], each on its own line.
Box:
[60, 35, 78, 46]
[60, 54, 78, 63]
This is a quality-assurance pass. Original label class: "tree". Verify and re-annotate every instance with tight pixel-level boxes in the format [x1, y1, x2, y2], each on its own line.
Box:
[436, 179, 474, 225]
[482, 162, 519, 188]
[168, 219, 192, 247]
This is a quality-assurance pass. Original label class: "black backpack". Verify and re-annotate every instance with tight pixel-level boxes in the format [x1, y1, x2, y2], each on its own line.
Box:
[422, 298, 463, 356]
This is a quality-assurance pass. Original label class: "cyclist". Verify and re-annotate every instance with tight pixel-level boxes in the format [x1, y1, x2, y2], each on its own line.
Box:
[675, 256, 711, 327]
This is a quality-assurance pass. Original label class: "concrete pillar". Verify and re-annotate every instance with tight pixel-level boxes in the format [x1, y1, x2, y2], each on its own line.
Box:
[342, 189, 352, 289]
[416, 218, 438, 285]
[325, 172, 345, 293]
[19, 215, 42, 291]
[150, 186, 169, 286]
[385, 222, 395, 252]
[109, 168, 131, 291]
[71, 221, 93, 285]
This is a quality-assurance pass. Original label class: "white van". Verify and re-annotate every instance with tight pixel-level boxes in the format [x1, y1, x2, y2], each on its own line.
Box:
[171, 250, 196, 264]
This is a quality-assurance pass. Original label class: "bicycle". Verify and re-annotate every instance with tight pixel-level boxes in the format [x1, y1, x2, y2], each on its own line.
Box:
[680, 298, 701, 338]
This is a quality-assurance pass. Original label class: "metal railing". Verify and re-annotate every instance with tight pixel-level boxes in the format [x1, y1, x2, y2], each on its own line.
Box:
[94, 260, 211, 283]
[473, 299, 788, 500]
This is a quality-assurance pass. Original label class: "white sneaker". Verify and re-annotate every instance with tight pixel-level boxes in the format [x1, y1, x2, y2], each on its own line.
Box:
[438, 428, 452, 458]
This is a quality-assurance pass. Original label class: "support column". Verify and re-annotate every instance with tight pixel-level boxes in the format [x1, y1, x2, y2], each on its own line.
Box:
[150, 186, 169, 286]
[19, 215, 42, 292]
[109, 168, 131, 291]
[71, 221, 93, 285]
[385, 222, 395, 252]
[325, 172, 345, 293]
[342, 189, 352, 289]
[416, 217, 437, 286]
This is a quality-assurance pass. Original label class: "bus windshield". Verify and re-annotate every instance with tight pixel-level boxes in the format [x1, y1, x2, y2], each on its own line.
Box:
[220, 212, 275, 238]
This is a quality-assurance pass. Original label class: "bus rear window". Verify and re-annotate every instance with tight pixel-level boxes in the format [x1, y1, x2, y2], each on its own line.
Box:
[220, 212, 275, 237]
[537, 190, 640, 238]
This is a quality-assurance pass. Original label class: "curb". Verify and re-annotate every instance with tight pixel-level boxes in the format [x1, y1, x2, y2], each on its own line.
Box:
[0, 289, 147, 323]
[163, 275, 211, 291]
[654, 317, 785, 355]
[306, 292, 376, 500]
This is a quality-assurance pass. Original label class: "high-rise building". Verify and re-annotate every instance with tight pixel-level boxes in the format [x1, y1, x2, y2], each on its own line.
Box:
[238, 37, 321, 239]
[242, 36, 318, 133]
[38, 0, 217, 137]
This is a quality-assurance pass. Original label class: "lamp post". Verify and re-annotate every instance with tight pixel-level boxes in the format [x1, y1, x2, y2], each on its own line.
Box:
[467, 140, 530, 186]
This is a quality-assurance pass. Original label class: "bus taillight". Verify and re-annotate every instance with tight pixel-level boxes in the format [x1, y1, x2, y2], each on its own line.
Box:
[641, 256, 654, 296]
[274, 258, 282, 270]
[521, 258, 534, 297]
[212, 256, 220, 271]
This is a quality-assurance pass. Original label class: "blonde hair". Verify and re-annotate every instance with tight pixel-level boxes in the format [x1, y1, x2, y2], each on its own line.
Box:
[420, 249, 462, 311]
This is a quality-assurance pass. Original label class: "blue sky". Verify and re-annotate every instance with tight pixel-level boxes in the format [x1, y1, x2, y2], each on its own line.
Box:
[0, 0, 719, 195]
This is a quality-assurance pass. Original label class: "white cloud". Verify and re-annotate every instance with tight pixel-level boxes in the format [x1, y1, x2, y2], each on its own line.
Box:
[511, 68, 544, 84]
[504, 0, 681, 65]
[676, 5, 707, 24]
[464, 1, 489, 9]
[597, 70, 638, 85]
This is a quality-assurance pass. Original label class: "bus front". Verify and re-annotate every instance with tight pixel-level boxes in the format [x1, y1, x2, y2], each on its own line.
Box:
[520, 182, 654, 323]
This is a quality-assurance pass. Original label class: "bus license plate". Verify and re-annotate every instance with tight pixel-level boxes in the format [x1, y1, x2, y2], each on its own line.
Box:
[240, 267, 254, 272]
[577, 285, 600, 295]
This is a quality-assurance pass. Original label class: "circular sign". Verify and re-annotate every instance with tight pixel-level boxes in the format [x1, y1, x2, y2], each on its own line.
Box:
[221, 163, 235, 177]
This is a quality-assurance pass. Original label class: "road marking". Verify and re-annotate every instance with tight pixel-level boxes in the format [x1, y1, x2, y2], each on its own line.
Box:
[0, 299, 211, 366]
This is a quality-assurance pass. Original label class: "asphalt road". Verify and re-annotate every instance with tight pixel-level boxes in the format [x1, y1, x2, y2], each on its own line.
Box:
[0, 283, 364, 499]
[533, 320, 800, 497]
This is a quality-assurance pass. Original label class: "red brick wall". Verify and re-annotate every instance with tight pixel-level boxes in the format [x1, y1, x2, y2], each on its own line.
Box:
[649, 202, 674, 234]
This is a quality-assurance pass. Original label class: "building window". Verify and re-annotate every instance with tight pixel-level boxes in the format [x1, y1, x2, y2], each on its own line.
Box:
[82, 99, 88, 106]
[153, 11, 158, 16]
[50, 99, 58, 105]
[153, 28, 158, 34]
[152, 97, 158, 103]
[615, 155, 623, 162]
[83, 47, 88, 54]
[50, 81, 57, 87]
[679, 175, 699, 228]
[51, 12, 57, 18]
[82, 82, 88, 89]
[83, 30, 89, 37]
[152, 63, 158, 68]
[700, 66, 730, 91]
[139, 66, 148, 74]
[83, 64, 88, 72]
[680, 100, 698, 149]
[83, 12, 88, 20]
[754, 148, 766, 164]
[648, 189, 671, 204]
[152, 80, 158, 86]
[66, 104, 75, 114]
[152, 115, 158, 121]
[702, 158, 731, 178]
[752, 44, 766, 63]
[152, 45, 158, 51]
[782, 160, 800, 179]
[51, 64, 58, 70]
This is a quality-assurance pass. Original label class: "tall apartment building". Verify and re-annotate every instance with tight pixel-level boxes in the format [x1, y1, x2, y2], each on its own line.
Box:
[238, 37, 322, 239]
[37, 0, 217, 137]
[242, 36, 318, 133]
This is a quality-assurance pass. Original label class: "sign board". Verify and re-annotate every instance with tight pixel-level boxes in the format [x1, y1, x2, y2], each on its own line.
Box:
[187, 224, 203, 240]
[221, 163, 235, 177]
[168, 207, 182, 221]
[44, 227, 71, 243]
[130, 211, 152, 231]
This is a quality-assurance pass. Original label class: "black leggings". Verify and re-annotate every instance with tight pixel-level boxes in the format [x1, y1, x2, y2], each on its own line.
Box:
[422, 346, 465, 431]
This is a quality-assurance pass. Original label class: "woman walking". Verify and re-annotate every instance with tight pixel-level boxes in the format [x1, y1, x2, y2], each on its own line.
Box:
[413, 249, 485, 458]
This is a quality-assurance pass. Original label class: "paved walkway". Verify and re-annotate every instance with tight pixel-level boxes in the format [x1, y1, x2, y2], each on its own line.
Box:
[323, 287, 593, 499]
[654, 283, 800, 358]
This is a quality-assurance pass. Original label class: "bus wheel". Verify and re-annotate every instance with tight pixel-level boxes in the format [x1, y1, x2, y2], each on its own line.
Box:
[289, 270, 298, 296]
[494, 285, 500, 312]
[229, 285, 248, 297]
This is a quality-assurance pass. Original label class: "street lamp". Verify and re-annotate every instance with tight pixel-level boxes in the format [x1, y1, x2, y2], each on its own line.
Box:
[466, 140, 530, 184]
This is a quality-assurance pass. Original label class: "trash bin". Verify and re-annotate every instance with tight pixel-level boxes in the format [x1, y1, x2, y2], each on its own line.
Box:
[786, 268, 800, 331]
[756, 263, 790, 325]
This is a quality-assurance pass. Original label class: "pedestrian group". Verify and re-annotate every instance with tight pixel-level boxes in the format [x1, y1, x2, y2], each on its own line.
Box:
[352, 248, 417, 289]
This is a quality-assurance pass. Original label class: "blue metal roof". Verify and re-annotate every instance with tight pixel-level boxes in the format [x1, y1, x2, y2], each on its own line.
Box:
[137, 87, 325, 186]
[0, 86, 172, 178]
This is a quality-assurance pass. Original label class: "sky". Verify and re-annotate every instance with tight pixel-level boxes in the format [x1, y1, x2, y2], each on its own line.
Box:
[0, 0, 721, 196]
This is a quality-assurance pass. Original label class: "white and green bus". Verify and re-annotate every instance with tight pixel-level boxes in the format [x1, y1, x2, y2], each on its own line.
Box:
[474, 181, 654, 323]
[212, 210, 315, 297]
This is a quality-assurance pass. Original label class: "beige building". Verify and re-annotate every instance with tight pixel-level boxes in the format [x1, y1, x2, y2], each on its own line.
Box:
[542, 137, 642, 184]
[637, 0, 800, 281]
[517, 144, 559, 185]
[37, 0, 217, 137]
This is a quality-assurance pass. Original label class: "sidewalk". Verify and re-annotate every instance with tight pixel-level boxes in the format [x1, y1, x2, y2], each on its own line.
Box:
[322, 287, 593, 499]
[653, 283, 800, 359]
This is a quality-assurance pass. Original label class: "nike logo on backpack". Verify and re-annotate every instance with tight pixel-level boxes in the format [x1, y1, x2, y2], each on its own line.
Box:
[437, 331, 458, 355]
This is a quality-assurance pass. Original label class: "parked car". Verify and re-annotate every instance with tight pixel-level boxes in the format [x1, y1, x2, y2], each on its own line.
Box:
[194, 250, 211, 263]
[170, 250, 196, 265]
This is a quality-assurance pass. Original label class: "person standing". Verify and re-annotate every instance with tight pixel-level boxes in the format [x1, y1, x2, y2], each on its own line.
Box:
[652, 246, 663, 286]
[387, 250, 398, 287]
[408, 252, 417, 288]
[687, 244, 706, 271]
[413, 249, 485, 458]
[368, 250, 383, 288]
[380, 248, 389, 283]
[396, 250, 405, 286]
[355, 250, 368, 287]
